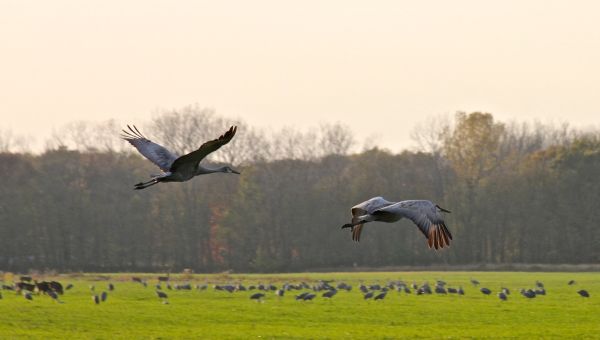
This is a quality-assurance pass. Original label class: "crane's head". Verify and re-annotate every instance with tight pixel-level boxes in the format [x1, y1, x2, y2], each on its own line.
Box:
[221, 166, 241, 175]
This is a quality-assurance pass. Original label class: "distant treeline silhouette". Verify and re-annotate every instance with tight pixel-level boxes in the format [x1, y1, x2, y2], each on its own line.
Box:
[0, 108, 598, 272]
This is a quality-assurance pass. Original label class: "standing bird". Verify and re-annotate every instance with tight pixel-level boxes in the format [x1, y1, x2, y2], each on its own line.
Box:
[480, 288, 492, 295]
[250, 293, 265, 301]
[498, 292, 508, 301]
[577, 290, 590, 298]
[121, 125, 240, 190]
[341, 197, 452, 249]
[374, 292, 387, 300]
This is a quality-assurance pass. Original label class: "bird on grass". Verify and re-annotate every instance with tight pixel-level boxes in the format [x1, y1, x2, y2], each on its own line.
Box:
[498, 292, 508, 301]
[92, 295, 100, 304]
[101, 291, 108, 302]
[568, 280, 576, 285]
[322, 290, 337, 299]
[374, 292, 387, 301]
[250, 293, 265, 301]
[341, 197, 452, 249]
[23, 292, 33, 301]
[577, 290, 590, 298]
[480, 288, 492, 295]
[122, 125, 240, 190]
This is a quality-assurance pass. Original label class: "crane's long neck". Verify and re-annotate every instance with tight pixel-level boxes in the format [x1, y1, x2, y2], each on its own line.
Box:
[195, 165, 224, 175]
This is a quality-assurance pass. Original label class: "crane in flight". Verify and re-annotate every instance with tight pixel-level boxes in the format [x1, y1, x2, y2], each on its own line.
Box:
[121, 125, 240, 190]
[341, 197, 453, 250]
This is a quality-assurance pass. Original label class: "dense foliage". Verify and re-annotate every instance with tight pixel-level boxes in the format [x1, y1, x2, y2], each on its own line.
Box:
[1, 110, 599, 272]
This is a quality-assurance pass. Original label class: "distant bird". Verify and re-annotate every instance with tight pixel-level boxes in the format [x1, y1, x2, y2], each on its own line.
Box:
[101, 291, 108, 302]
[364, 291, 374, 300]
[296, 292, 310, 300]
[480, 288, 492, 295]
[341, 197, 452, 249]
[498, 292, 508, 301]
[89, 285, 95, 292]
[20, 276, 32, 282]
[24, 292, 33, 301]
[322, 290, 337, 298]
[303, 293, 316, 301]
[447, 287, 457, 294]
[501, 287, 510, 295]
[92, 295, 100, 304]
[275, 289, 285, 297]
[470, 279, 480, 286]
[65, 284, 74, 290]
[156, 290, 168, 301]
[534, 289, 546, 296]
[48, 290, 60, 302]
[49, 281, 64, 295]
[577, 290, 590, 298]
[132, 277, 143, 283]
[108, 283, 114, 291]
[521, 289, 536, 299]
[457, 287, 465, 295]
[250, 293, 265, 301]
[374, 292, 387, 300]
[568, 280, 576, 285]
[435, 286, 447, 294]
[535, 281, 544, 288]
[121, 125, 240, 190]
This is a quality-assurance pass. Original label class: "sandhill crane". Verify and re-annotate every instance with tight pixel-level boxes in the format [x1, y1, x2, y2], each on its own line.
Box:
[121, 125, 240, 190]
[480, 288, 492, 295]
[250, 293, 265, 301]
[577, 290, 590, 298]
[341, 197, 452, 249]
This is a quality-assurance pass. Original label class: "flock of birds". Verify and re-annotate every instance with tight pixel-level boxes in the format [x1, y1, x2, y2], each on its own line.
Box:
[122, 125, 454, 249]
[0, 275, 591, 305]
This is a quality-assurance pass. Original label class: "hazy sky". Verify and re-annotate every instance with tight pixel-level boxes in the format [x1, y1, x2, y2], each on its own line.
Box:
[1, 0, 599, 151]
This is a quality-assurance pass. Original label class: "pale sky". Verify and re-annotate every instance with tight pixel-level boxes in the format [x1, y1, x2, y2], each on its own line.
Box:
[1, 0, 599, 152]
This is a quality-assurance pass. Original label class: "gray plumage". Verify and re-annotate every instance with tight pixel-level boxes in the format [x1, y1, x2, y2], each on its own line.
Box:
[122, 125, 240, 190]
[341, 197, 453, 249]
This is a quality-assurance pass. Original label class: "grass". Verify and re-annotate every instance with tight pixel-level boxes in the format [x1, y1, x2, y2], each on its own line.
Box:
[0, 271, 599, 339]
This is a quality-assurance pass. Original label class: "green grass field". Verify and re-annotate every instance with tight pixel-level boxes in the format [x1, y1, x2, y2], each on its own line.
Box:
[0, 272, 598, 339]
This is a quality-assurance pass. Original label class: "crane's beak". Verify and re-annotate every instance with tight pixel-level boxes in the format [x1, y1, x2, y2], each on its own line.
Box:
[436, 205, 451, 213]
[231, 169, 241, 174]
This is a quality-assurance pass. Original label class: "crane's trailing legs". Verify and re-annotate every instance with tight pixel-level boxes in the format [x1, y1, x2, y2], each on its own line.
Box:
[135, 178, 160, 190]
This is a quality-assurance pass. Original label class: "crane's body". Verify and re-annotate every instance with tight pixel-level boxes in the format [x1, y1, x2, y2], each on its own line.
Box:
[121, 125, 239, 189]
[342, 196, 453, 250]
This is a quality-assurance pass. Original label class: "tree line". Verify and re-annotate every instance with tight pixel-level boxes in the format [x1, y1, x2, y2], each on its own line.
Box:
[1, 108, 599, 272]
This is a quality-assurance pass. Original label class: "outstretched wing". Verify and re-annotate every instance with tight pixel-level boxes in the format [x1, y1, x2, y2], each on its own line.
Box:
[121, 125, 179, 173]
[169, 126, 237, 172]
[349, 197, 394, 242]
[374, 200, 452, 249]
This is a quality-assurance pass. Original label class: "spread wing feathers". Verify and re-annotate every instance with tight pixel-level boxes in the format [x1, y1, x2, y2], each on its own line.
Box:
[121, 125, 179, 172]
[374, 200, 453, 250]
[169, 126, 237, 172]
[350, 197, 395, 242]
